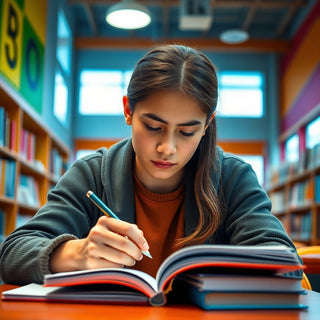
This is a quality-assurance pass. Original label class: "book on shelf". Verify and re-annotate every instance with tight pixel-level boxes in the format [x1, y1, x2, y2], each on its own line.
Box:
[20, 129, 36, 163]
[2, 244, 304, 308]
[315, 174, 320, 203]
[17, 174, 40, 207]
[0, 106, 6, 147]
[290, 212, 312, 241]
[0, 158, 16, 198]
[0, 106, 17, 151]
[0, 208, 5, 242]
[289, 180, 313, 209]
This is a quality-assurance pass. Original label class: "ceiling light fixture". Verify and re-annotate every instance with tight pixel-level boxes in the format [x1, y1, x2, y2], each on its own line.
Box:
[106, 0, 151, 30]
[220, 29, 249, 44]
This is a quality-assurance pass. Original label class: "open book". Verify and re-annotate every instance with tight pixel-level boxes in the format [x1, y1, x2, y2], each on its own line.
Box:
[2, 244, 304, 307]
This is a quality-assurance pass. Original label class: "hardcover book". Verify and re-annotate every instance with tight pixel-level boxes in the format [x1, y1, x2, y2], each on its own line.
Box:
[2, 244, 304, 308]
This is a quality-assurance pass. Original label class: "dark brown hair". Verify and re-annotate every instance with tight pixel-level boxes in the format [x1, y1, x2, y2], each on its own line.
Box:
[127, 44, 221, 246]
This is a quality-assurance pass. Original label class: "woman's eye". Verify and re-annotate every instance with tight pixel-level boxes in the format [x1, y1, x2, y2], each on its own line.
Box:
[145, 123, 160, 132]
[180, 131, 195, 137]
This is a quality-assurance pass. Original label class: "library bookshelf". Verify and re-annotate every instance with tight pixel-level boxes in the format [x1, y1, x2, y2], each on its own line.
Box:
[0, 78, 70, 240]
[267, 157, 320, 246]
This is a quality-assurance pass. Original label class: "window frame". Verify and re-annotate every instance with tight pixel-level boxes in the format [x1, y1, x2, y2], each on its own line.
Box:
[217, 71, 265, 118]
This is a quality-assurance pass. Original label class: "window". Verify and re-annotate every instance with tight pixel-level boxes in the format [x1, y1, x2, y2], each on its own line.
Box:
[217, 72, 264, 117]
[53, 71, 68, 124]
[239, 155, 264, 185]
[79, 70, 132, 115]
[53, 9, 72, 125]
[306, 116, 320, 149]
[285, 134, 299, 163]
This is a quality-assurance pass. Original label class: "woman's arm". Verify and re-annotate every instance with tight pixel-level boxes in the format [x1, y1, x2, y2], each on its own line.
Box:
[0, 153, 148, 284]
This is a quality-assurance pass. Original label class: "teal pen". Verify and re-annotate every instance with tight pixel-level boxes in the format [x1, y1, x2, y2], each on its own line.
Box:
[86, 190, 152, 259]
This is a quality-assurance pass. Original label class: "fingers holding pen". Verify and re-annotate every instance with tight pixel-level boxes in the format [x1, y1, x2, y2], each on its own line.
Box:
[88, 216, 148, 265]
[103, 217, 150, 253]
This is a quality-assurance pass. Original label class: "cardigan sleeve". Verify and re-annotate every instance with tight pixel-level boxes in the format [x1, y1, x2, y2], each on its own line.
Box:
[220, 155, 291, 246]
[218, 154, 302, 277]
[0, 152, 106, 284]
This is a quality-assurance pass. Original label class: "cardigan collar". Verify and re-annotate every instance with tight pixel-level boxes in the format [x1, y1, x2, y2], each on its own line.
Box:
[101, 137, 222, 239]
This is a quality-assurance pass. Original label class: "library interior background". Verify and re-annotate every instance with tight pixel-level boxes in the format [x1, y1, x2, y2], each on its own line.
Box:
[0, 0, 320, 289]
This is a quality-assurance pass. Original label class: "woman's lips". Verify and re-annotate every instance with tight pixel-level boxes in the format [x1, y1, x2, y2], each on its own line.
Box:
[152, 160, 175, 169]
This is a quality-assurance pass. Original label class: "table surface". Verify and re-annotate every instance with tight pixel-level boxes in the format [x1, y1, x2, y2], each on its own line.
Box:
[1, 285, 320, 320]
[301, 254, 320, 273]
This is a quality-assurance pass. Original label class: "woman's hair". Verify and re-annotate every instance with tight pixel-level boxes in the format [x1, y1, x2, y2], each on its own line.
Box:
[127, 44, 221, 247]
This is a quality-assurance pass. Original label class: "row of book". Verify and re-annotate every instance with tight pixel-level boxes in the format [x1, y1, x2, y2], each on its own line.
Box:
[266, 143, 320, 189]
[270, 179, 315, 213]
[0, 106, 16, 151]
[0, 209, 33, 242]
[288, 180, 313, 209]
[0, 158, 16, 198]
[1, 107, 67, 179]
[0, 106, 38, 164]
[290, 211, 312, 241]
[17, 175, 40, 208]
[1, 157, 42, 207]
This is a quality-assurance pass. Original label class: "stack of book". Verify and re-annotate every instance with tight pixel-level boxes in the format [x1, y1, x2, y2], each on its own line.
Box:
[2, 244, 306, 310]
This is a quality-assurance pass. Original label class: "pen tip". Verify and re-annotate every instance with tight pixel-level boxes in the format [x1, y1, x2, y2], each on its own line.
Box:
[142, 250, 153, 259]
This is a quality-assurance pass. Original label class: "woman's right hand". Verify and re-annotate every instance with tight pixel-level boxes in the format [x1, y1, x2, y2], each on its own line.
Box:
[50, 215, 150, 273]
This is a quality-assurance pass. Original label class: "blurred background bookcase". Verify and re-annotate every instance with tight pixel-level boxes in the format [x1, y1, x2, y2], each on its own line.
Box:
[0, 79, 70, 240]
[267, 151, 320, 246]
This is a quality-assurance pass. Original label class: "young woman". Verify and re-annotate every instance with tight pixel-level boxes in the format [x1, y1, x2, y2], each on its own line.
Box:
[0, 45, 300, 284]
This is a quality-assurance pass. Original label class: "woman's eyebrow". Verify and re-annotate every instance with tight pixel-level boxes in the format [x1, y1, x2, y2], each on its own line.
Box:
[142, 113, 202, 126]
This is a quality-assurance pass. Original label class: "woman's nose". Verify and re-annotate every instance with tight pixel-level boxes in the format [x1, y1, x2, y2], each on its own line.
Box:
[156, 135, 177, 155]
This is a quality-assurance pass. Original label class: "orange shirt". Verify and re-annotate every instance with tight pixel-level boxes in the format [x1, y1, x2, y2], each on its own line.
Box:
[132, 173, 185, 277]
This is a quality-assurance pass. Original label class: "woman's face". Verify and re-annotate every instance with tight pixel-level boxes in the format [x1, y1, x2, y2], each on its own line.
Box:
[123, 91, 210, 193]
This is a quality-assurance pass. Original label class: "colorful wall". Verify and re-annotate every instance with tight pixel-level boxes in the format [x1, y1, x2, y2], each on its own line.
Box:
[280, 1, 320, 138]
[0, 0, 47, 114]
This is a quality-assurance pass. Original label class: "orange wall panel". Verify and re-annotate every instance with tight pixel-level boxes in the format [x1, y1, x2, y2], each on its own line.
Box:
[281, 16, 320, 117]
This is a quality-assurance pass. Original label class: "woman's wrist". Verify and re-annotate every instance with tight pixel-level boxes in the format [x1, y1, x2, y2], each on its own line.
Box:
[49, 239, 84, 273]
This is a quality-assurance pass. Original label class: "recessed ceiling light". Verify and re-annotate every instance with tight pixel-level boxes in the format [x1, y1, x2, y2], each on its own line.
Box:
[106, 0, 151, 30]
[220, 29, 249, 44]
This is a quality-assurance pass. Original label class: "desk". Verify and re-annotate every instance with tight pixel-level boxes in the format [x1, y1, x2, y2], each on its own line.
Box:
[302, 254, 320, 292]
[1, 285, 320, 320]
[301, 254, 320, 274]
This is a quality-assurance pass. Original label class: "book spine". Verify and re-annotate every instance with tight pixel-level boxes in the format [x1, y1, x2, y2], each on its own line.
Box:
[17, 174, 40, 207]
[0, 107, 6, 147]
[0, 208, 5, 242]
[10, 119, 17, 152]
[3, 159, 16, 198]
[315, 174, 320, 203]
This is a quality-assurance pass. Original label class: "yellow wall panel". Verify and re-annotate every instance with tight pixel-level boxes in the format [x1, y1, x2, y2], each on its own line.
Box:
[24, 0, 47, 44]
[0, 0, 24, 88]
[281, 18, 320, 117]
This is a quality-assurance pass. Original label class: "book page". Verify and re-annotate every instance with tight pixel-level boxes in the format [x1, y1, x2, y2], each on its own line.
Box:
[44, 268, 158, 297]
[155, 244, 301, 291]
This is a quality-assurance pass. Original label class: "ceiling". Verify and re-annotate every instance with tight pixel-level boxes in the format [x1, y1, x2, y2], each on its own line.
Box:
[67, 0, 315, 52]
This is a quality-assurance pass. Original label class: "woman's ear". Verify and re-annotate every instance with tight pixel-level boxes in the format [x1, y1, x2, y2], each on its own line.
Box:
[203, 111, 216, 135]
[123, 96, 132, 125]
